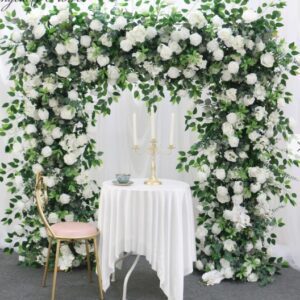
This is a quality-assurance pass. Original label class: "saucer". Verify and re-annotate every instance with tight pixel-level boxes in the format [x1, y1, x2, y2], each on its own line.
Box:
[112, 180, 133, 186]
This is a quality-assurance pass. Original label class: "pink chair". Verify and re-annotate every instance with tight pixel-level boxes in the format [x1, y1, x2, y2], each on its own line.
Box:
[35, 172, 104, 300]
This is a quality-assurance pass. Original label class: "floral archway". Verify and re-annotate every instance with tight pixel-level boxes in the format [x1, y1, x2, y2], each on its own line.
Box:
[0, 0, 298, 285]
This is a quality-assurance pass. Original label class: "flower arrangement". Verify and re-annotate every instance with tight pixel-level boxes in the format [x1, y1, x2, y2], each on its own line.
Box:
[0, 0, 298, 285]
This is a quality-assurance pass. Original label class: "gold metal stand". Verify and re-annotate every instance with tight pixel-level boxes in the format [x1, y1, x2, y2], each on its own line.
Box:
[144, 139, 161, 185]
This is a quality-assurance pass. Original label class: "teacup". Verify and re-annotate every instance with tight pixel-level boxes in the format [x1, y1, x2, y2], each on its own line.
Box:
[116, 174, 131, 184]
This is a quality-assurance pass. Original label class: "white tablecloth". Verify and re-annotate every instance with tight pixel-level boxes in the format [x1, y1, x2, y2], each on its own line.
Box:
[98, 178, 196, 300]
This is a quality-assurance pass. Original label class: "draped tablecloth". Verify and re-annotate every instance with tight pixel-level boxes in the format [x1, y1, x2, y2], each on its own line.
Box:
[98, 178, 196, 300]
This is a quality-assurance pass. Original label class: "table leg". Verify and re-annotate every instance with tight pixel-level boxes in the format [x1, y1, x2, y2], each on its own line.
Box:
[111, 252, 132, 282]
[122, 255, 140, 300]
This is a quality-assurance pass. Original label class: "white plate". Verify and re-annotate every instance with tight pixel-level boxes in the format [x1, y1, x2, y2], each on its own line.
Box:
[112, 180, 134, 186]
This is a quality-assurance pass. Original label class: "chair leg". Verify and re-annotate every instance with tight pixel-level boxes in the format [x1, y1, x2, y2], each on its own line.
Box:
[51, 240, 61, 300]
[42, 237, 52, 287]
[85, 240, 93, 283]
[93, 237, 104, 300]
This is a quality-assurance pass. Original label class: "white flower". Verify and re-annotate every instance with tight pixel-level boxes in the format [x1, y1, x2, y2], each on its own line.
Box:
[228, 136, 239, 148]
[58, 245, 74, 271]
[249, 131, 260, 141]
[218, 28, 232, 41]
[250, 183, 261, 193]
[65, 38, 79, 54]
[227, 61, 239, 74]
[25, 8, 44, 26]
[243, 96, 255, 106]
[196, 225, 208, 241]
[120, 39, 133, 52]
[213, 48, 224, 61]
[189, 11, 207, 29]
[246, 73, 257, 85]
[33, 24, 46, 39]
[246, 242, 253, 252]
[97, 55, 110, 67]
[202, 270, 224, 286]
[48, 212, 59, 224]
[224, 150, 238, 162]
[111, 16, 127, 30]
[59, 193, 71, 204]
[43, 176, 56, 188]
[81, 69, 98, 83]
[127, 25, 147, 44]
[226, 88, 237, 101]
[207, 39, 219, 53]
[212, 223, 222, 235]
[90, 19, 103, 31]
[146, 26, 157, 39]
[189, 33, 202, 46]
[107, 65, 120, 82]
[277, 97, 286, 109]
[197, 171, 208, 183]
[212, 15, 223, 27]
[254, 106, 266, 121]
[168, 41, 182, 54]
[28, 53, 40, 65]
[69, 55, 80, 66]
[233, 181, 243, 194]
[183, 68, 196, 79]
[242, 9, 259, 23]
[195, 260, 204, 271]
[261, 53, 275, 68]
[25, 124, 37, 134]
[167, 67, 180, 79]
[57, 66, 70, 78]
[65, 213, 74, 222]
[41, 146, 52, 158]
[80, 35, 91, 48]
[16, 45, 26, 58]
[217, 186, 230, 203]
[25, 64, 37, 75]
[38, 108, 49, 120]
[56, 2, 69, 10]
[158, 44, 173, 60]
[51, 127, 63, 139]
[222, 122, 234, 137]
[39, 227, 47, 238]
[68, 89, 78, 101]
[232, 194, 243, 206]
[178, 27, 190, 40]
[11, 30, 22, 42]
[224, 239, 236, 252]
[64, 153, 77, 165]
[226, 113, 238, 125]
[247, 273, 258, 282]
[99, 33, 112, 48]
[256, 40, 266, 52]
[49, 98, 58, 108]
[127, 72, 139, 83]
[215, 168, 226, 180]
[60, 105, 75, 120]
[221, 70, 232, 82]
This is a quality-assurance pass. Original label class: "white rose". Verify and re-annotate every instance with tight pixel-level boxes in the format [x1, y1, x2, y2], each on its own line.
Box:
[60, 105, 75, 120]
[65, 213, 74, 222]
[189, 11, 207, 29]
[242, 9, 259, 23]
[59, 193, 71, 204]
[243, 96, 255, 106]
[249, 131, 260, 141]
[51, 127, 63, 139]
[97, 55, 110, 67]
[261, 53, 275, 68]
[215, 168, 226, 180]
[69, 55, 80, 66]
[226, 113, 238, 125]
[158, 44, 172, 60]
[213, 48, 224, 61]
[217, 186, 228, 196]
[221, 70, 232, 82]
[196, 225, 208, 241]
[68, 89, 78, 101]
[245, 242, 253, 252]
[212, 223, 222, 235]
[146, 26, 157, 39]
[254, 106, 266, 121]
[25, 124, 37, 134]
[246, 73, 257, 85]
[228, 136, 239, 148]
[232, 194, 243, 205]
[120, 39, 133, 52]
[195, 260, 204, 271]
[226, 88, 237, 101]
[202, 270, 224, 286]
[64, 153, 77, 165]
[54, 43, 65, 55]
[41, 146, 52, 158]
[38, 108, 49, 120]
[49, 98, 58, 108]
[222, 122, 234, 137]
[223, 239, 236, 252]
[183, 68, 196, 79]
[218, 28, 232, 41]
[127, 72, 139, 83]
[39, 227, 47, 238]
[212, 15, 224, 27]
[57, 66, 70, 78]
[100, 33, 112, 47]
[32, 163, 43, 174]
[207, 39, 219, 53]
[80, 35, 91, 48]
[277, 97, 286, 109]
[197, 171, 208, 183]
[112, 16, 127, 30]
[11, 30, 22, 42]
[224, 150, 238, 162]
[228, 61, 239, 74]
[28, 53, 40, 65]
[33, 24, 46, 39]
[256, 40, 266, 52]
[48, 212, 59, 224]
[43, 176, 56, 188]
[178, 27, 190, 40]
[107, 65, 120, 81]
[233, 181, 244, 194]
[25, 64, 37, 75]
[168, 41, 182, 54]
[167, 67, 180, 79]
[247, 273, 258, 282]
[250, 183, 261, 193]
[90, 19, 103, 31]
[16, 45, 26, 57]
[65, 38, 79, 54]
[189, 33, 202, 46]
[127, 25, 146, 44]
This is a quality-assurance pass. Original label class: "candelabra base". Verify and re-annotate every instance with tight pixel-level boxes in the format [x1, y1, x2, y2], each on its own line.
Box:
[144, 178, 162, 185]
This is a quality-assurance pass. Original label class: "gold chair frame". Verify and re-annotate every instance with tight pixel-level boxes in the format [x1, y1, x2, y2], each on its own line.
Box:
[35, 173, 104, 300]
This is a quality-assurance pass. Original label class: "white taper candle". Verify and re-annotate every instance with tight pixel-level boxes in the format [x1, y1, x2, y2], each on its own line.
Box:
[133, 112, 137, 146]
[169, 112, 175, 146]
[150, 107, 156, 139]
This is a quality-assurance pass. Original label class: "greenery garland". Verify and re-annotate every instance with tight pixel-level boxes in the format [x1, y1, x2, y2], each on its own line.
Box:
[0, 0, 298, 285]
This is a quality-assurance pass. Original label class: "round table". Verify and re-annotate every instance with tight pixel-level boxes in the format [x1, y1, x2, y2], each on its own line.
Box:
[98, 178, 196, 300]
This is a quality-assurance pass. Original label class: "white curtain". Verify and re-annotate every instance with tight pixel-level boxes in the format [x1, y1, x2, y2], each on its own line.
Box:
[0, 0, 300, 271]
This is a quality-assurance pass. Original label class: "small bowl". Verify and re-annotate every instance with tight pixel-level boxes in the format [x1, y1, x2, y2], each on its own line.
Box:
[116, 174, 131, 184]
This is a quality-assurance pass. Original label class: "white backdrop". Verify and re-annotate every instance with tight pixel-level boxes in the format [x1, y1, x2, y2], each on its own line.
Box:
[0, 0, 300, 271]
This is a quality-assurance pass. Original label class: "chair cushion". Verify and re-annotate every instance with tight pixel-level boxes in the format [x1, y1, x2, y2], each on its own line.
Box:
[51, 222, 98, 239]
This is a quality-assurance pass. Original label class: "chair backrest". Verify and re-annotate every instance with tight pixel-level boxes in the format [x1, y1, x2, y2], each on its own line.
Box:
[35, 172, 55, 238]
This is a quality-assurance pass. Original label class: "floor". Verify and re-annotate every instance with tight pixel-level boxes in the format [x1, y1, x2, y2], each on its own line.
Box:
[1, 252, 300, 300]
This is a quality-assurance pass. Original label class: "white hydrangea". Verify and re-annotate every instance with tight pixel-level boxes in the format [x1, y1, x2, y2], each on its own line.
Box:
[59, 193, 71, 204]
[189, 11, 207, 29]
